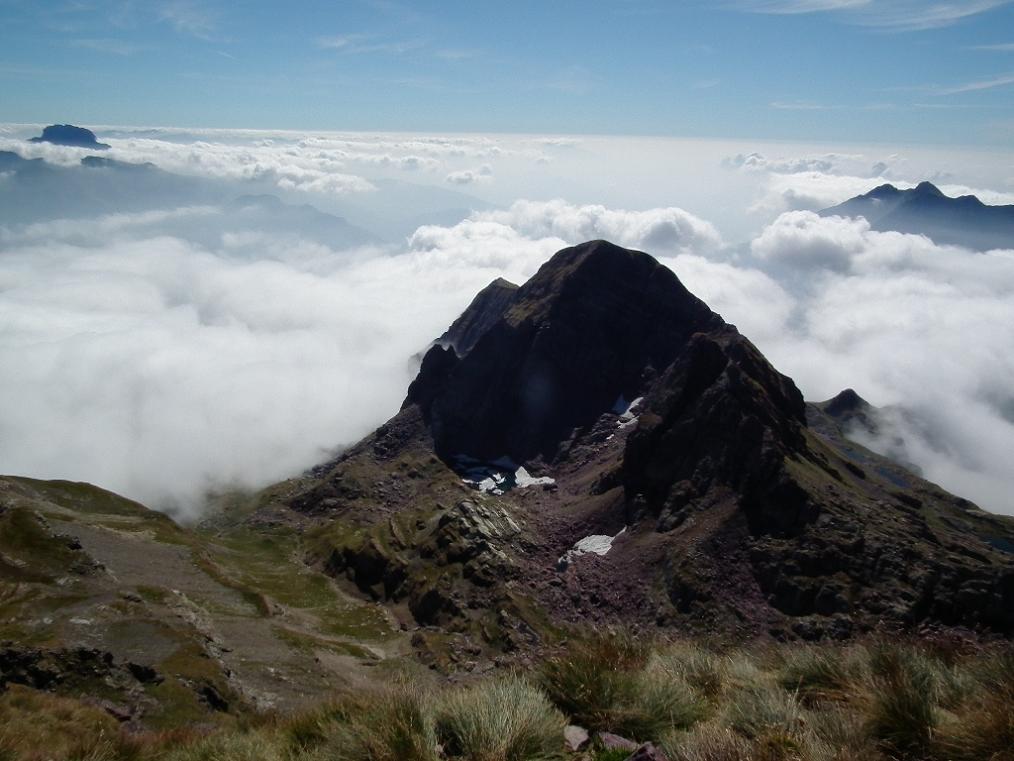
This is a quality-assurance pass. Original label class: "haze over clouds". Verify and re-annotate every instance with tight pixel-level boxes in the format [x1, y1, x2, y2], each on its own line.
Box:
[1, 126, 1013, 517]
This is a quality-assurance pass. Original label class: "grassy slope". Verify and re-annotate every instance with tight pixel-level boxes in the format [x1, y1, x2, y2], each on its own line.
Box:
[0, 475, 407, 729]
[1, 634, 1011, 761]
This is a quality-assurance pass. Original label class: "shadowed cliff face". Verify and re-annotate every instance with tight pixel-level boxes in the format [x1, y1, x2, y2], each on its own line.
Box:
[406, 240, 815, 536]
[407, 240, 737, 464]
[436, 277, 519, 357]
[622, 329, 813, 537]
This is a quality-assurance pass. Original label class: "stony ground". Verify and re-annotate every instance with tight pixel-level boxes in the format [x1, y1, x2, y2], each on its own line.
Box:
[0, 476, 414, 727]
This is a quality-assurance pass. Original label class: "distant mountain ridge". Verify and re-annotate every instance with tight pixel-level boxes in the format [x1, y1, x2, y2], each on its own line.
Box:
[821, 181, 1014, 251]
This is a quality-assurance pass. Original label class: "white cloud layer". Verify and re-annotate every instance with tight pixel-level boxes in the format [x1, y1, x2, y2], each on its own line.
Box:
[0, 198, 715, 518]
[2, 131, 1014, 519]
[476, 199, 724, 256]
[740, 212, 1014, 513]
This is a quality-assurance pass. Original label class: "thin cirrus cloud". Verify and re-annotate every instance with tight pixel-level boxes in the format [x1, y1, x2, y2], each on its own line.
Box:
[69, 38, 146, 56]
[730, 1, 872, 14]
[157, 0, 219, 39]
[932, 72, 1014, 95]
[317, 34, 426, 55]
[731, 0, 1011, 30]
[769, 101, 895, 111]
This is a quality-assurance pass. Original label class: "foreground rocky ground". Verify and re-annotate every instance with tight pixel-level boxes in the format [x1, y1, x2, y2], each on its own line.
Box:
[0, 476, 411, 728]
[1, 633, 1011, 761]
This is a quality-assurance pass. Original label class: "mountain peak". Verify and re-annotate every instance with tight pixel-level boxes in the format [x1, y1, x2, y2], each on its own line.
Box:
[822, 180, 1013, 251]
[435, 277, 519, 357]
[408, 240, 733, 463]
[29, 124, 109, 150]
[823, 388, 869, 417]
[503, 239, 710, 329]
[277, 240, 1014, 643]
[865, 183, 902, 199]
[913, 180, 944, 197]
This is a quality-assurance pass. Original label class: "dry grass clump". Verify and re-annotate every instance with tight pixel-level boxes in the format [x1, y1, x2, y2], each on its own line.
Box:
[776, 645, 865, 705]
[0, 686, 149, 761]
[661, 723, 753, 761]
[934, 649, 1014, 761]
[539, 634, 649, 732]
[539, 635, 709, 740]
[435, 676, 565, 761]
[157, 731, 288, 761]
[863, 643, 940, 757]
[2, 636, 1012, 761]
[316, 686, 438, 761]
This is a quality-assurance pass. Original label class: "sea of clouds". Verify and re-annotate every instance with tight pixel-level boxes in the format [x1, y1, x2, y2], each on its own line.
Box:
[1, 124, 1013, 517]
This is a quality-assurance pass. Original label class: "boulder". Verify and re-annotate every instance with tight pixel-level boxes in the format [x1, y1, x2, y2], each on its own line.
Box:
[564, 724, 590, 752]
[598, 732, 638, 752]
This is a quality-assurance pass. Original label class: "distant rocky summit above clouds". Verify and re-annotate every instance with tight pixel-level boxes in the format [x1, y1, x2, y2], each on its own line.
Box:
[29, 124, 110, 150]
[822, 181, 1014, 251]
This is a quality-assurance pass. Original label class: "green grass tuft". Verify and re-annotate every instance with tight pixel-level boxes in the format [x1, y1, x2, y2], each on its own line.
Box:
[435, 676, 565, 761]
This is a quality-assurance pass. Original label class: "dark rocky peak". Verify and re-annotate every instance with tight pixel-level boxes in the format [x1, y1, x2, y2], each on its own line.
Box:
[809, 387, 880, 440]
[822, 181, 1014, 251]
[501, 240, 715, 332]
[437, 277, 519, 357]
[80, 156, 155, 171]
[865, 183, 903, 200]
[622, 328, 812, 536]
[822, 388, 869, 418]
[913, 180, 944, 197]
[29, 124, 110, 150]
[404, 240, 806, 485]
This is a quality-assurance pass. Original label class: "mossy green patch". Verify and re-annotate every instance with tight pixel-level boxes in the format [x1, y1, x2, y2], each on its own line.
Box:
[204, 525, 395, 642]
[272, 626, 377, 660]
[0, 509, 82, 581]
[3, 477, 153, 518]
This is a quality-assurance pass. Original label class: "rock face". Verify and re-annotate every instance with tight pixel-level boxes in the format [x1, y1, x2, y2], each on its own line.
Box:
[277, 240, 1014, 644]
[821, 181, 1014, 251]
[437, 277, 519, 356]
[407, 240, 728, 463]
[29, 124, 110, 149]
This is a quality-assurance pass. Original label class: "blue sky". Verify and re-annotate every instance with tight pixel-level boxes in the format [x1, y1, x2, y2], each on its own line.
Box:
[2, 0, 1014, 144]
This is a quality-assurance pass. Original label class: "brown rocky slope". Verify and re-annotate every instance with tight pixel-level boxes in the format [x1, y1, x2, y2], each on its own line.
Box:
[255, 240, 1013, 651]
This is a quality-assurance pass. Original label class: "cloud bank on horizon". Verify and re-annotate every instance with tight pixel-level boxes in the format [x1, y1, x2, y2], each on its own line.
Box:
[1, 126, 1013, 518]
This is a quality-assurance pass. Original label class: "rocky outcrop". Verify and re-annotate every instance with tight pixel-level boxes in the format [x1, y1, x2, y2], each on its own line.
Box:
[622, 329, 814, 537]
[0, 645, 162, 692]
[29, 124, 110, 149]
[409, 240, 723, 463]
[322, 499, 522, 627]
[437, 277, 519, 356]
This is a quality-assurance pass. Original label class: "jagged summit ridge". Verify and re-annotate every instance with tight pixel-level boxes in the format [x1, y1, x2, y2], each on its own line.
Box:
[436, 276, 518, 356]
[407, 240, 763, 464]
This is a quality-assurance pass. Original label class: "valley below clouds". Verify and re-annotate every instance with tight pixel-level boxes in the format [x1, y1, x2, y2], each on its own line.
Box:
[1, 123, 1013, 517]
